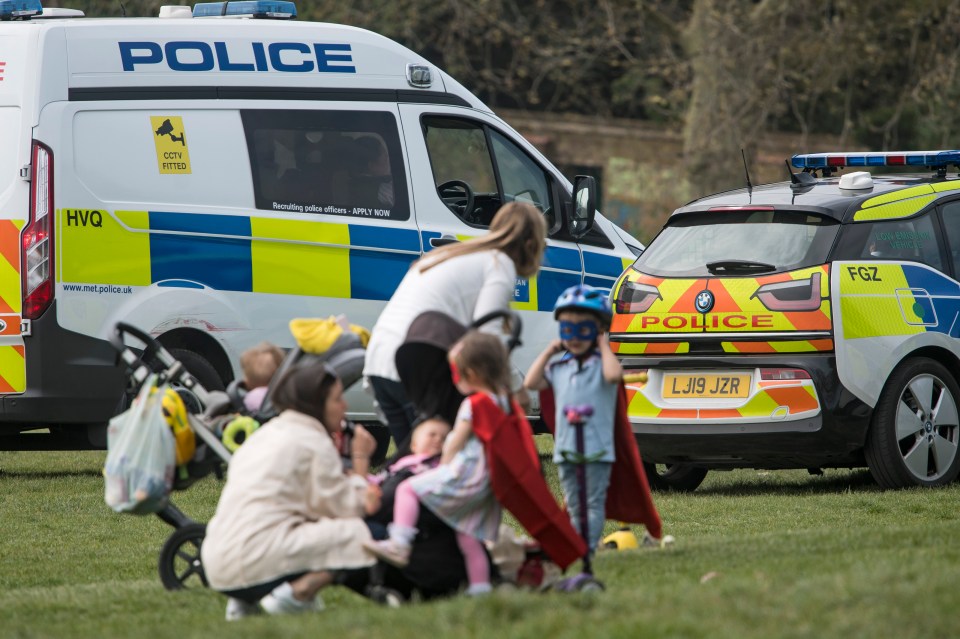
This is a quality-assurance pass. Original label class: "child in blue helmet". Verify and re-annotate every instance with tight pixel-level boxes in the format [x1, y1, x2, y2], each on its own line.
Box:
[524, 284, 623, 551]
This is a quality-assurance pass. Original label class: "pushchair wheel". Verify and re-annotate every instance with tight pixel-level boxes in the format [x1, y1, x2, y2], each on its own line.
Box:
[550, 572, 605, 594]
[577, 577, 605, 593]
[158, 523, 208, 591]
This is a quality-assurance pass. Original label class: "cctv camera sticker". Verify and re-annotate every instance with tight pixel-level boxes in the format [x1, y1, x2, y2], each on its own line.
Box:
[150, 116, 192, 175]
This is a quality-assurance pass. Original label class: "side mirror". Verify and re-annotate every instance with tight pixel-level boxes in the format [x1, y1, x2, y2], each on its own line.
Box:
[568, 175, 597, 239]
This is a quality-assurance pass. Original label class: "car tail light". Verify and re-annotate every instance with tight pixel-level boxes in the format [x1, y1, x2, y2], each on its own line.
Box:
[760, 368, 811, 381]
[751, 272, 822, 312]
[614, 280, 662, 314]
[23, 141, 54, 320]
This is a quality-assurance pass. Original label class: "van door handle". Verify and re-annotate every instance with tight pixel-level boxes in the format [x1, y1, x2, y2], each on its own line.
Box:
[430, 236, 459, 248]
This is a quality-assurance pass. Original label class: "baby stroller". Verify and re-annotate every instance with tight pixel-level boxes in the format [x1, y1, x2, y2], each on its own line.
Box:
[338, 309, 587, 603]
[108, 317, 375, 591]
[220, 317, 391, 464]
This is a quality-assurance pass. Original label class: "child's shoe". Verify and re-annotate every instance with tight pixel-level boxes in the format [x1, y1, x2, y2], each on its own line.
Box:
[259, 582, 324, 615]
[225, 597, 262, 621]
[363, 538, 412, 568]
[465, 582, 492, 597]
[641, 531, 676, 549]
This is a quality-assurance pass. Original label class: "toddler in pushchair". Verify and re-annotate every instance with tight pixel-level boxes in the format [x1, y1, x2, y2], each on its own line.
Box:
[107, 316, 381, 591]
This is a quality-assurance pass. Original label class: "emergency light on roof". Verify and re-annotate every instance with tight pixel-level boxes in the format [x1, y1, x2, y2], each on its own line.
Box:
[193, 0, 296, 18]
[0, 0, 42, 20]
[791, 150, 960, 170]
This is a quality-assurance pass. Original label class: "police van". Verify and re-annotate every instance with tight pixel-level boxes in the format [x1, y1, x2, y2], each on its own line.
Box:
[0, 1, 642, 448]
[611, 151, 960, 490]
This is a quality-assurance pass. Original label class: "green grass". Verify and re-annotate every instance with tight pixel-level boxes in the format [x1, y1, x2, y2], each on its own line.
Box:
[1, 446, 958, 639]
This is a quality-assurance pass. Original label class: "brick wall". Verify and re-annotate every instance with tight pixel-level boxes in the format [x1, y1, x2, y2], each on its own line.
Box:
[499, 109, 846, 244]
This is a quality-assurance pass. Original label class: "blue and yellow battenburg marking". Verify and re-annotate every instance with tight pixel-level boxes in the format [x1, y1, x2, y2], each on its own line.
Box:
[418, 231, 629, 313]
[838, 262, 960, 340]
[58, 209, 419, 301]
[58, 210, 631, 307]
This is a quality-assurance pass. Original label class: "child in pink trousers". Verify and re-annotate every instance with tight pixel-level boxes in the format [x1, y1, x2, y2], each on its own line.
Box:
[364, 331, 512, 596]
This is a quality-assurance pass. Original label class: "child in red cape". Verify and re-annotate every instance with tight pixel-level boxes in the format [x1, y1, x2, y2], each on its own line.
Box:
[365, 331, 586, 594]
[526, 284, 669, 551]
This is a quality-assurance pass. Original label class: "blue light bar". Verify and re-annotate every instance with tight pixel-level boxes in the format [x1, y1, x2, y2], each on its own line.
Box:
[792, 150, 960, 170]
[0, 0, 42, 20]
[193, 1, 296, 18]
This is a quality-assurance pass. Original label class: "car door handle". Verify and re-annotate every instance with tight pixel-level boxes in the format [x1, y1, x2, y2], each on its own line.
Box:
[429, 236, 459, 248]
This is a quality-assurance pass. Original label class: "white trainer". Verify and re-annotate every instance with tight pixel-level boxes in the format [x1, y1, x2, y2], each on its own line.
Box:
[224, 597, 262, 621]
[641, 531, 676, 549]
[259, 582, 324, 616]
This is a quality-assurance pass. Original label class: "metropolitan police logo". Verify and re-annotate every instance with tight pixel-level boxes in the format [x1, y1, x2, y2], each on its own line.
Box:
[695, 290, 714, 314]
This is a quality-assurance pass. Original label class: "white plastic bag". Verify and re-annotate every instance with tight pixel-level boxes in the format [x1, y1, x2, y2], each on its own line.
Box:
[104, 374, 176, 514]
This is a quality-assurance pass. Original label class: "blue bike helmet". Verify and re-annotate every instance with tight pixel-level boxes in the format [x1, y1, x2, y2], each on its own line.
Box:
[553, 284, 612, 323]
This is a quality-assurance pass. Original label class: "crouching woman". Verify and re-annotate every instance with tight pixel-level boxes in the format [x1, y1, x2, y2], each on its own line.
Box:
[201, 362, 382, 620]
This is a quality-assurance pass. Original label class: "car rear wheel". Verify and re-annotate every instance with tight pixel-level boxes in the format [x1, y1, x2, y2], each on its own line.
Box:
[865, 357, 960, 489]
[643, 462, 708, 492]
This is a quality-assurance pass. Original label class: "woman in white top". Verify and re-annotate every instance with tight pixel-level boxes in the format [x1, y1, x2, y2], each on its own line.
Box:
[363, 202, 547, 448]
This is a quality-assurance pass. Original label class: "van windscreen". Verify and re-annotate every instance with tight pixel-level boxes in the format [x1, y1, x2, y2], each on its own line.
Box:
[242, 109, 409, 221]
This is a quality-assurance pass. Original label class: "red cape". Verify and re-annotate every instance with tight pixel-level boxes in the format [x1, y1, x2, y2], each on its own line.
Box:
[470, 394, 587, 570]
[540, 384, 662, 540]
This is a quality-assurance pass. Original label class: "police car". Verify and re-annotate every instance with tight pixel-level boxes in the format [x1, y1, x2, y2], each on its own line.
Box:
[611, 151, 960, 490]
[0, 0, 641, 448]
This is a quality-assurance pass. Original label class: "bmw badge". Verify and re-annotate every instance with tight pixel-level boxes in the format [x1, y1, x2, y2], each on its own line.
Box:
[695, 290, 714, 314]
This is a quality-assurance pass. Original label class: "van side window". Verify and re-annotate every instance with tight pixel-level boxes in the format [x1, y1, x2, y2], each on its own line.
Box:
[489, 129, 551, 215]
[834, 212, 943, 270]
[241, 110, 409, 221]
[422, 116, 556, 229]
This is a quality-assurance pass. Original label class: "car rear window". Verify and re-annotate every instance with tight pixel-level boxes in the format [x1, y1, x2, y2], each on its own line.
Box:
[634, 209, 840, 277]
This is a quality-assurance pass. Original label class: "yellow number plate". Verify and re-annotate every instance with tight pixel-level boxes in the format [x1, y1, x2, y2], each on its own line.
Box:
[662, 373, 751, 399]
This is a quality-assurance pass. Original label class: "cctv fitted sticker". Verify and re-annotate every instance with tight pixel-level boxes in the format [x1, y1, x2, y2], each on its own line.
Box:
[151, 116, 192, 174]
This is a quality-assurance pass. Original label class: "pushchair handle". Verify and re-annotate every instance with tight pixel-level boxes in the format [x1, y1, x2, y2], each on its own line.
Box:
[471, 310, 523, 351]
[110, 321, 199, 391]
[111, 321, 161, 358]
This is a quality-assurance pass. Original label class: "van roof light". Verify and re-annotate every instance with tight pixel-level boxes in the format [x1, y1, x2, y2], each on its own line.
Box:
[0, 0, 43, 20]
[31, 7, 84, 17]
[792, 150, 960, 170]
[159, 5, 193, 18]
[193, 1, 296, 18]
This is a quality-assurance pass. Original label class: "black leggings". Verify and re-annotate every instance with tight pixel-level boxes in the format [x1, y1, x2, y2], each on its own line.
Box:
[220, 522, 385, 603]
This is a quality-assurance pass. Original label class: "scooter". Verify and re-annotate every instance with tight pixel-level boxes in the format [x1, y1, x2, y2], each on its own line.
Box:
[550, 404, 605, 593]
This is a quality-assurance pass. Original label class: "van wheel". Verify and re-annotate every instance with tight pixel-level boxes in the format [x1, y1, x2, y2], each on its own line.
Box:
[643, 462, 708, 492]
[169, 349, 225, 409]
[865, 357, 960, 489]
